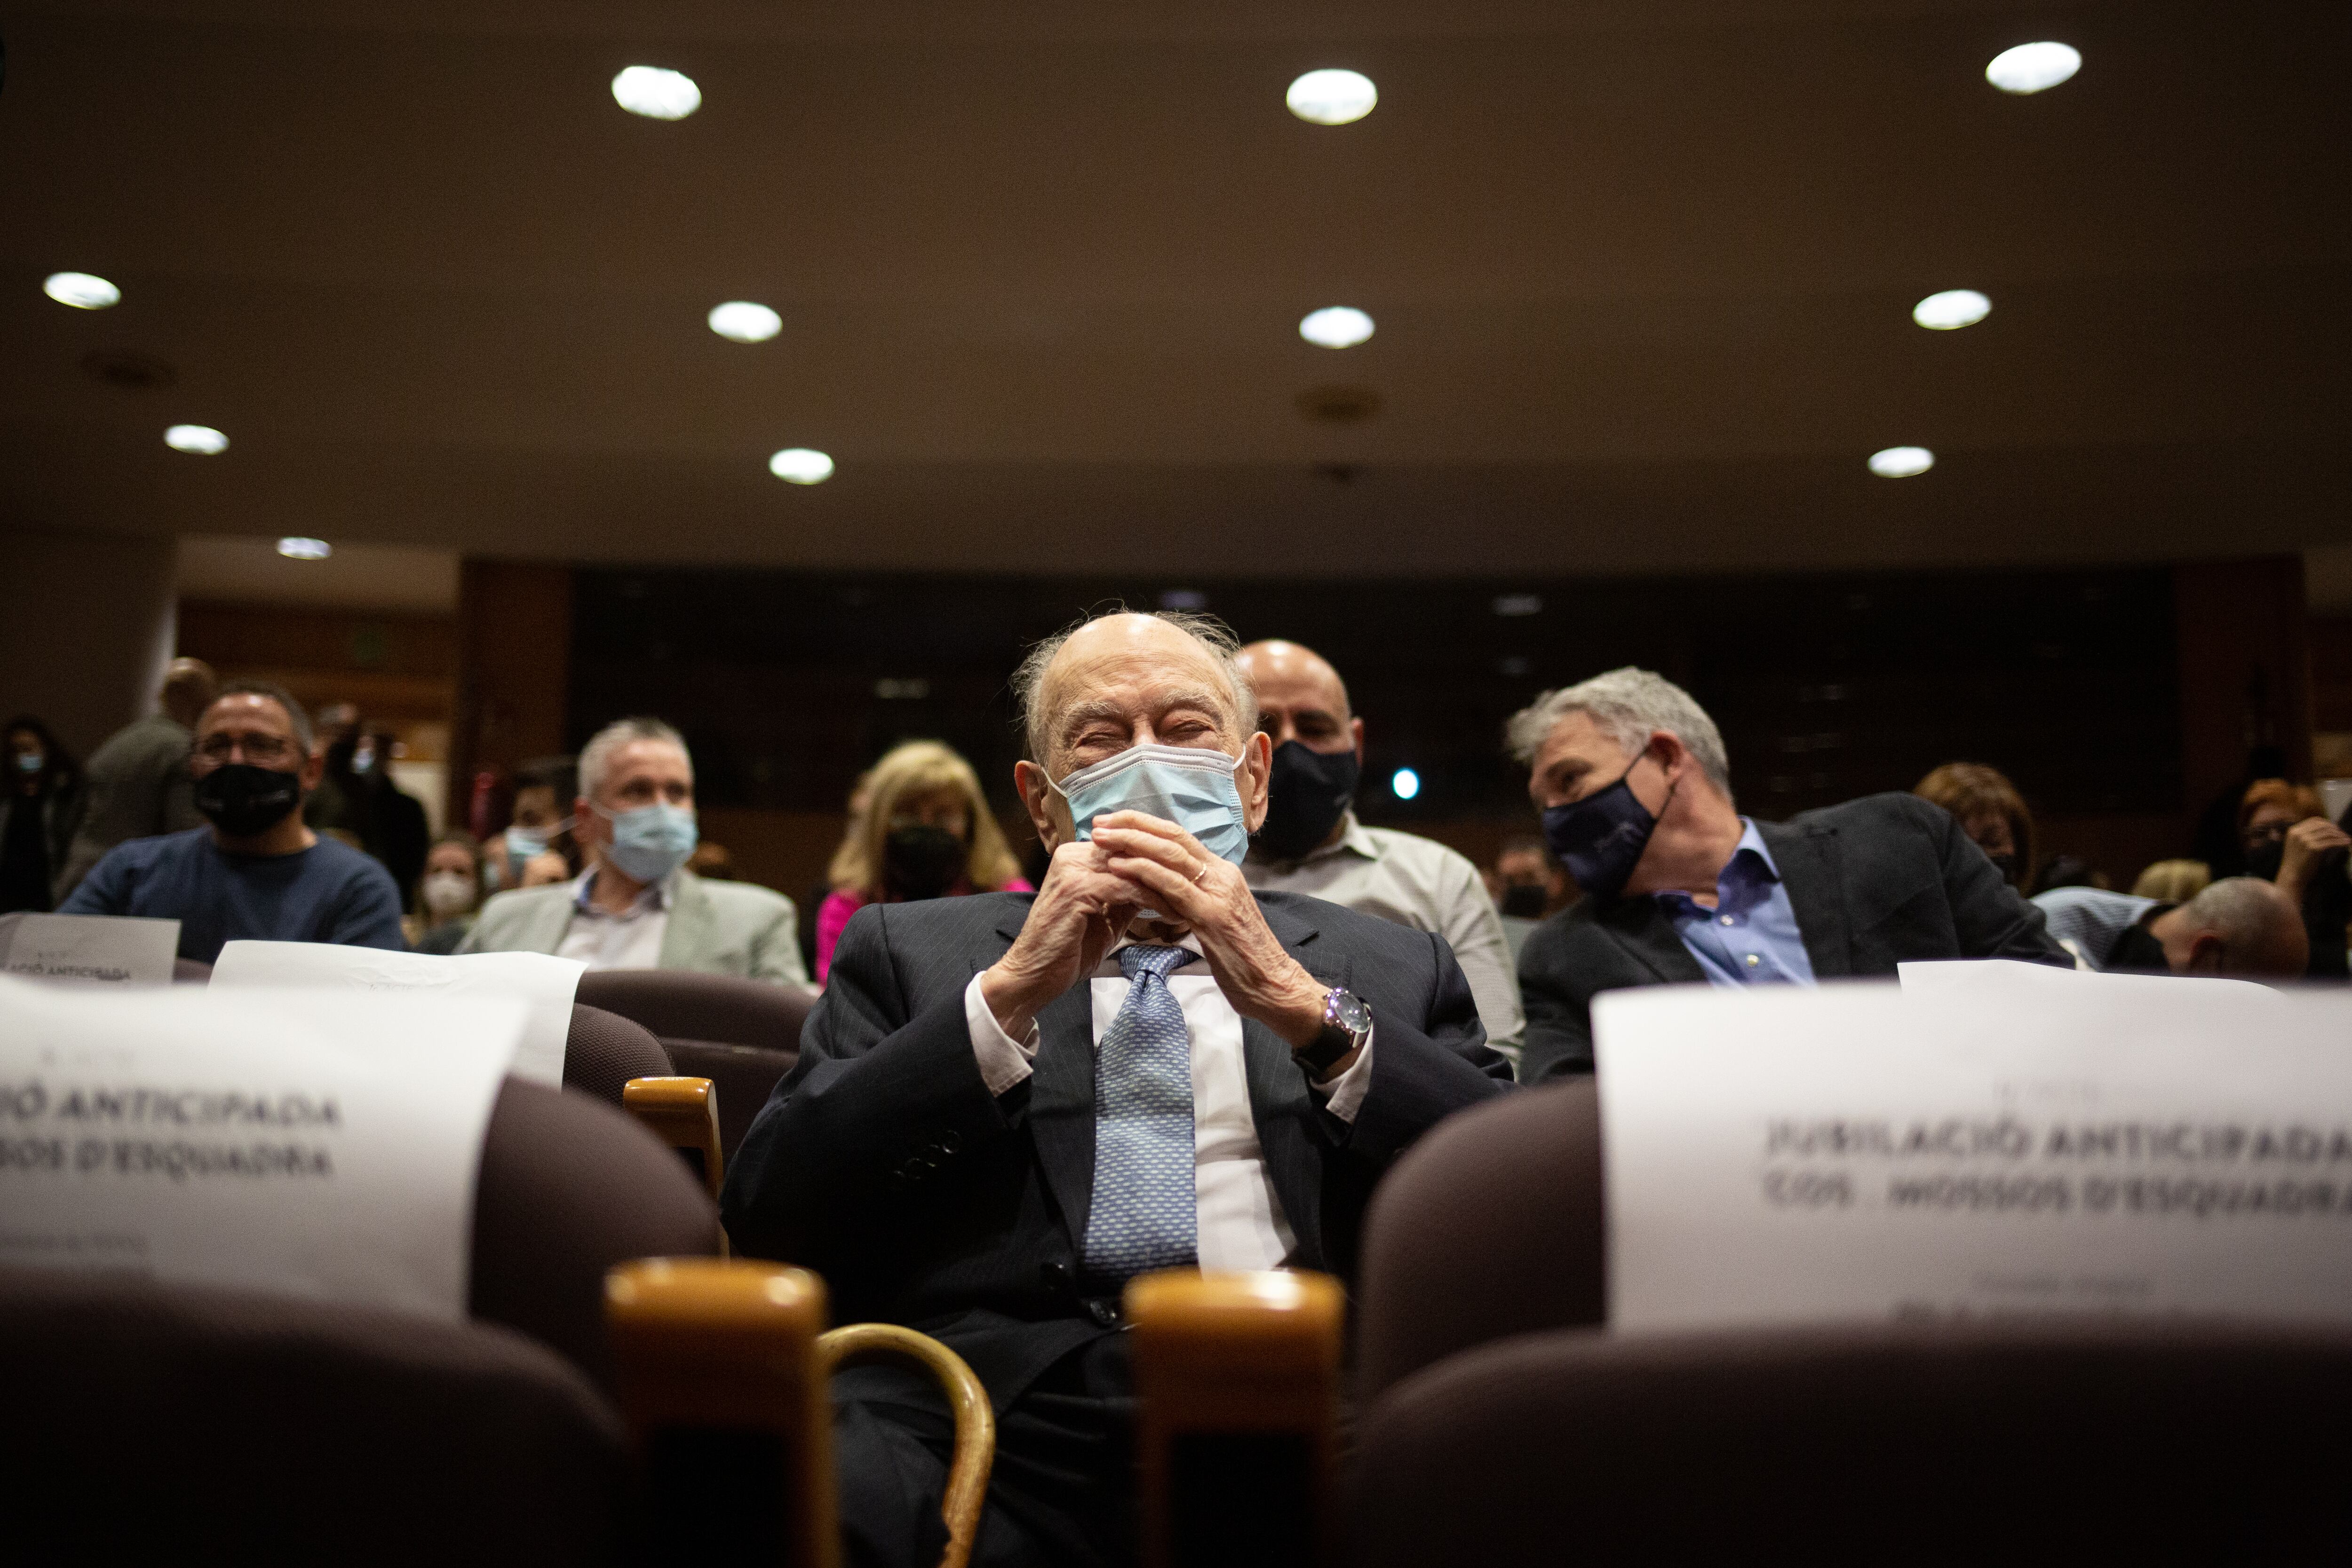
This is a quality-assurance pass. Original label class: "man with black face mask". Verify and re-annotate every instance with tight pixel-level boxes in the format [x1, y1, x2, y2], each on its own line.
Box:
[59, 680, 405, 964]
[1508, 668, 2071, 1083]
[1235, 640, 1526, 1069]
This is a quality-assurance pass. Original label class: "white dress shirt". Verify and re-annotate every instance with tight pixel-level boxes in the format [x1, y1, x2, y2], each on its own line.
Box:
[962, 934, 1374, 1273]
[554, 869, 671, 971]
[1246, 811, 1525, 1065]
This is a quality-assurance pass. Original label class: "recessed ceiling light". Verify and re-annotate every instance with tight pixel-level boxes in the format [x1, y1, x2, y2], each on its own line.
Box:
[1391, 767, 1421, 800]
[1287, 69, 1377, 126]
[707, 301, 781, 343]
[1300, 306, 1374, 348]
[44, 272, 120, 309]
[276, 537, 332, 561]
[1492, 593, 1543, 617]
[165, 424, 228, 455]
[1868, 446, 1934, 478]
[1912, 289, 1991, 330]
[769, 447, 834, 484]
[612, 65, 701, 120]
[1986, 42, 2080, 95]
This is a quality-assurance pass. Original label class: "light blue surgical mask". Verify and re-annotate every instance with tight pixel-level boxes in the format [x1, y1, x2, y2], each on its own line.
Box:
[504, 824, 550, 863]
[1051, 743, 1251, 867]
[596, 800, 698, 884]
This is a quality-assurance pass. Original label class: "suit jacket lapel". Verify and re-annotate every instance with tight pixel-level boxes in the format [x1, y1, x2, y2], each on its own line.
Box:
[990, 908, 1098, 1254]
[657, 871, 712, 969]
[524, 887, 576, 955]
[1599, 895, 1708, 986]
[1759, 819, 1852, 979]
[1247, 896, 1338, 1269]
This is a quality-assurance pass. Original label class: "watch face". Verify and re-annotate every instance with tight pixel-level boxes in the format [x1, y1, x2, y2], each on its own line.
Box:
[1329, 990, 1373, 1035]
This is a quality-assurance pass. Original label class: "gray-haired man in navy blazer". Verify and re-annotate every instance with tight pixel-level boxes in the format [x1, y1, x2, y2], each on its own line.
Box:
[723, 610, 1512, 1568]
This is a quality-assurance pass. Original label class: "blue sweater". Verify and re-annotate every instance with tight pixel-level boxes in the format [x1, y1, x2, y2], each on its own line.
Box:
[59, 827, 406, 963]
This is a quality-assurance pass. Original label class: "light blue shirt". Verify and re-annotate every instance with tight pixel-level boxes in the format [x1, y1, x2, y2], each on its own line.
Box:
[1654, 819, 1818, 988]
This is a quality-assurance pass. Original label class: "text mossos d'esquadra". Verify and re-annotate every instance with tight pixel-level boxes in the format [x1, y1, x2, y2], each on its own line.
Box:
[0, 1080, 341, 1181]
[1759, 1117, 2352, 1219]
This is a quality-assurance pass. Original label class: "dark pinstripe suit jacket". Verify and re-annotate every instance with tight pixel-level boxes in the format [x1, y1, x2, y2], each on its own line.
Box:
[720, 888, 1512, 1409]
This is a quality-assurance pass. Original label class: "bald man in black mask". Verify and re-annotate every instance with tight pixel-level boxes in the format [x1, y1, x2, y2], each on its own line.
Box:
[1234, 639, 1526, 1071]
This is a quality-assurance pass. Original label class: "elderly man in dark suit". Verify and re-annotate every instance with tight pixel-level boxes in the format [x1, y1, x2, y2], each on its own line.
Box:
[723, 610, 1510, 1568]
[1510, 667, 2072, 1084]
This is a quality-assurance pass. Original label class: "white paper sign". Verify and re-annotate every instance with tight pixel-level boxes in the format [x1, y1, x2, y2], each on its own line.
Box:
[1594, 980, 2352, 1332]
[0, 912, 180, 986]
[0, 976, 523, 1320]
[1899, 956, 2281, 1004]
[210, 942, 582, 1086]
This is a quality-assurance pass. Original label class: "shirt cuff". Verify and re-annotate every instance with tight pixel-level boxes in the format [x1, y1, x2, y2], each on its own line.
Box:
[965, 971, 1040, 1096]
[1313, 1022, 1374, 1124]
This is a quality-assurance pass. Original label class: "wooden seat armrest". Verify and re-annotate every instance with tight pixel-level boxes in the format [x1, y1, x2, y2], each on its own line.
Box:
[624, 1075, 725, 1203]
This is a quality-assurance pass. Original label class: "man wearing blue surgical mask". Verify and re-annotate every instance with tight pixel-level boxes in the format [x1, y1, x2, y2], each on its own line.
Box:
[1508, 667, 2072, 1085]
[461, 717, 806, 983]
[723, 610, 1509, 1568]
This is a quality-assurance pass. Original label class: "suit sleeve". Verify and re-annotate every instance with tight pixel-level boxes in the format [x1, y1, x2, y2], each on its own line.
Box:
[747, 893, 810, 985]
[1514, 916, 1595, 1083]
[720, 903, 1019, 1262]
[1341, 927, 1515, 1163]
[1922, 800, 2073, 967]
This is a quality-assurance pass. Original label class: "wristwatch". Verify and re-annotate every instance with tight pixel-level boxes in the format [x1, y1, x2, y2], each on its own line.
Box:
[1295, 986, 1373, 1077]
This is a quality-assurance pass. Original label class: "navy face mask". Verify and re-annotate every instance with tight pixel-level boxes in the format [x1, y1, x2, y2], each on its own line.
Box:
[1539, 757, 1671, 902]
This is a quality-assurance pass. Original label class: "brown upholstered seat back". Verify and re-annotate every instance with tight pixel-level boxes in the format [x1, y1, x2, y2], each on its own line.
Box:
[0, 1265, 628, 1563]
[1352, 1321, 2352, 1561]
[1355, 1078, 1604, 1405]
[660, 1037, 795, 1162]
[171, 956, 211, 983]
[471, 1077, 722, 1386]
[562, 1001, 674, 1106]
[574, 969, 815, 1055]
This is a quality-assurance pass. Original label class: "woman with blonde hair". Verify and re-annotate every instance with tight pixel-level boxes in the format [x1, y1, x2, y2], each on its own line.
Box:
[2129, 858, 2211, 904]
[813, 740, 1031, 982]
[1913, 761, 2035, 890]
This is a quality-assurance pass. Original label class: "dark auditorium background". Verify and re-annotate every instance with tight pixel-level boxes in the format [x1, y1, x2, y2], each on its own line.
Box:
[4, 3, 2349, 900]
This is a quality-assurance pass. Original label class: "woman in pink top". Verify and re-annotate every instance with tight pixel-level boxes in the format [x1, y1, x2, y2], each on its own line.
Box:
[814, 739, 1032, 982]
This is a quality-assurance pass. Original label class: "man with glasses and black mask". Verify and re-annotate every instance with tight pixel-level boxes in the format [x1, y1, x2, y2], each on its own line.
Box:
[1509, 667, 2071, 1084]
[723, 610, 1508, 1568]
[58, 679, 405, 963]
[1234, 638, 1525, 1070]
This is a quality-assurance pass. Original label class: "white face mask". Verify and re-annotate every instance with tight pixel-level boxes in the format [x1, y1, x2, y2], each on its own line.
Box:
[421, 870, 477, 919]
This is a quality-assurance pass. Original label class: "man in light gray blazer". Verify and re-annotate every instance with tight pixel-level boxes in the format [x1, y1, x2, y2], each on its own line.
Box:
[461, 716, 807, 985]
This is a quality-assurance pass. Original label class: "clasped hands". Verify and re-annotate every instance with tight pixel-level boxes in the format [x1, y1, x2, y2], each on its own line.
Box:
[979, 810, 1330, 1053]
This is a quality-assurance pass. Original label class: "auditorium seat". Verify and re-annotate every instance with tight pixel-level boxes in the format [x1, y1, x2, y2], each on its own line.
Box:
[608, 1258, 995, 1567]
[1127, 1270, 1344, 1568]
[1354, 1078, 1602, 1404]
[575, 971, 813, 1161]
[471, 1077, 722, 1386]
[0, 1265, 630, 1565]
[171, 956, 211, 983]
[623, 1074, 727, 1202]
[562, 1001, 675, 1108]
[1350, 1319, 2352, 1562]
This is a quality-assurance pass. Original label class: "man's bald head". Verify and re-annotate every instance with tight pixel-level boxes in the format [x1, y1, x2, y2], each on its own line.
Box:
[1236, 639, 1362, 760]
[1012, 610, 1256, 771]
[2161, 876, 2309, 978]
[159, 657, 216, 727]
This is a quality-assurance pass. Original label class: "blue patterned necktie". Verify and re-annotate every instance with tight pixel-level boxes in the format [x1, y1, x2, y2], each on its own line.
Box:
[1081, 943, 1199, 1283]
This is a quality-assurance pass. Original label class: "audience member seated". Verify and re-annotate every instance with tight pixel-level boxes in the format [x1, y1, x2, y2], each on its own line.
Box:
[411, 831, 486, 954]
[2030, 852, 2107, 895]
[1236, 638, 1526, 1065]
[58, 680, 406, 962]
[1510, 668, 2071, 1082]
[485, 755, 579, 893]
[721, 610, 1510, 1568]
[813, 739, 1032, 984]
[1486, 833, 1569, 965]
[1, 716, 84, 913]
[2241, 778, 2352, 981]
[2131, 857, 2213, 903]
[2033, 875, 2307, 977]
[463, 717, 807, 983]
[54, 656, 215, 896]
[1914, 760, 2035, 890]
[307, 710, 431, 912]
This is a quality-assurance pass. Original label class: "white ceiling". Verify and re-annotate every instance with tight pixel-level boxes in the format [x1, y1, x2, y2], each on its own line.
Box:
[5, 0, 2348, 577]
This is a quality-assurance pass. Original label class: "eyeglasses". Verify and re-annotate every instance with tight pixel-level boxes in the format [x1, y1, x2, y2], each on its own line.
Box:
[195, 733, 297, 764]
